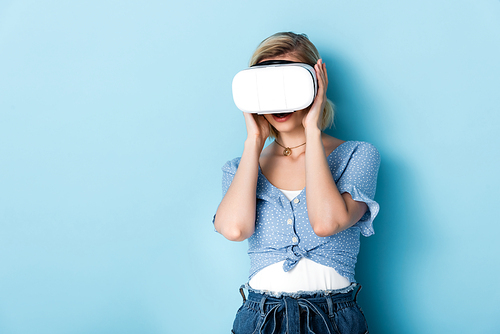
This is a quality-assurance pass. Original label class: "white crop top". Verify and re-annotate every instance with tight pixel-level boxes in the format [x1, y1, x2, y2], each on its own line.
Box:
[248, 189, 350, 293]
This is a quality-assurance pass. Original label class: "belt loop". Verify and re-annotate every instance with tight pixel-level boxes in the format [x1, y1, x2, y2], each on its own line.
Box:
[326, 295, 334, 317]
[259, 295, 267, 316]
[239, 285, 247, 303]
[354, 284, 362, 302]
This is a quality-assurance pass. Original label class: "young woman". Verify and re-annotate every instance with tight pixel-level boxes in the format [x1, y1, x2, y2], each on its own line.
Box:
[214, 32, 380, 334]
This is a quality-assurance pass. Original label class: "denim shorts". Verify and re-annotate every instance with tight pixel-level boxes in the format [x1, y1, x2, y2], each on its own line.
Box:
[231, 283, 368, 334]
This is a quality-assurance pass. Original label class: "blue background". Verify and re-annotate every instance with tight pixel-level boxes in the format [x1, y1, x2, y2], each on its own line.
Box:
[1, 1, 499, 333]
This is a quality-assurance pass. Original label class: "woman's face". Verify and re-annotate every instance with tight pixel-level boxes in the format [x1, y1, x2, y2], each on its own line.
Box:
[259, 54, 311, 136]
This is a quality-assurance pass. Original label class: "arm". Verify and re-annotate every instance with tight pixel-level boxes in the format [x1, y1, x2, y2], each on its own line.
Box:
[304, 130, 368, 236]
[303, 60, 368, 237]
[213, 113, 269, 241]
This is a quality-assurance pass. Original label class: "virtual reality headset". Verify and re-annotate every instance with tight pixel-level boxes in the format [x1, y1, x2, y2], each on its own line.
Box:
[232, 60, 317, 114]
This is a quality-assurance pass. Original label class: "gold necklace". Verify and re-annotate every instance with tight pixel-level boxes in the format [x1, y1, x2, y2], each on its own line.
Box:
[274, 139, 306, 156]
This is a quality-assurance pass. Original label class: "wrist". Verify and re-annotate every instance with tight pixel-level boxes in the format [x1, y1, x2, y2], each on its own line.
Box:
[305, 126, 322, 138]
[244, 137, 265, 153]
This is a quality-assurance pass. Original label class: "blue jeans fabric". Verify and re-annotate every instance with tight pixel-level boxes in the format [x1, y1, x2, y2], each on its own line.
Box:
[231, 284, 368, 334]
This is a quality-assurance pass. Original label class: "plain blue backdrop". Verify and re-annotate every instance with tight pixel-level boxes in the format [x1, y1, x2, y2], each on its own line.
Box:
[1, 1, 499, 333]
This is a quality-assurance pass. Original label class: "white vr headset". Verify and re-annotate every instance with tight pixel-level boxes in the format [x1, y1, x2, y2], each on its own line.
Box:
[232, 60, 317, 114]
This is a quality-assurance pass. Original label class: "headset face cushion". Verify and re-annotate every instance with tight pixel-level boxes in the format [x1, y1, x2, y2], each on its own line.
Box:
[232, 63, 317, 114]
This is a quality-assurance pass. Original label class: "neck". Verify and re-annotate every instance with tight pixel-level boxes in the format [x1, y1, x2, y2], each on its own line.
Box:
[276, 127, 307, 147]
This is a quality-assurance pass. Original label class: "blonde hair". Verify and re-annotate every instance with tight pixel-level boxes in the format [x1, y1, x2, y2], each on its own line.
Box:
[249, 32, 335, 138]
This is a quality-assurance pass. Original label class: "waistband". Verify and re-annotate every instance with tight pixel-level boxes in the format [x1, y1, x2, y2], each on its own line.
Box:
[239, 282, 360, 302]
[236, 283, 363, 334]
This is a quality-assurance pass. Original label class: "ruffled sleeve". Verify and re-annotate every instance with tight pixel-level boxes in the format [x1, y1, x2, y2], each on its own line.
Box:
[336, 142, 380, 237]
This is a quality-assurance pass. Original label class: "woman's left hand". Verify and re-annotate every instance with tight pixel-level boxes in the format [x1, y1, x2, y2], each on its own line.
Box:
[302, 59, 328, 131]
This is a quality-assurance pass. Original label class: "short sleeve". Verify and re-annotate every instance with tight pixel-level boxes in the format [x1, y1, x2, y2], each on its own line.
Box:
[221, 158, 240, 197]
[336, 142, 380, 237]
[212, 158, 240, 225]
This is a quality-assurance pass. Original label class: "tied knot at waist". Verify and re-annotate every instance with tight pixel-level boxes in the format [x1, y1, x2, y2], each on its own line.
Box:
[256, 296, 334, 334]
[283, 246, 308, 271]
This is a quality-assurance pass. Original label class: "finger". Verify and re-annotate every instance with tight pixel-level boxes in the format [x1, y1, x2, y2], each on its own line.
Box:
[320, 62, 327, 86]
[318, 63, 328, 94]
[315, 64, 326, 95]
[243, 111, 258, 127]
[243, 111, 254, 121]
[323, 62, 328, 87]
[316, 60, 326, 87]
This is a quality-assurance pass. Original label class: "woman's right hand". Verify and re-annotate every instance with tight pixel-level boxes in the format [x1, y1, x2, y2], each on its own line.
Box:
[243, 112, 270, 148]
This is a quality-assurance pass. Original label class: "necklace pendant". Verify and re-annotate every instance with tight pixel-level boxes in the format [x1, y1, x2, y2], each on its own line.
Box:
[283, 148, 292, 156]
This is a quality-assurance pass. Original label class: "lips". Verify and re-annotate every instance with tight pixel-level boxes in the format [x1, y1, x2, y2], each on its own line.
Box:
[272, 112, 293, 122]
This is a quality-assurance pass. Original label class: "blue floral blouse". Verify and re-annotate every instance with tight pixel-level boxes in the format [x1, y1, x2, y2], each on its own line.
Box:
[217, 141, 380, 282]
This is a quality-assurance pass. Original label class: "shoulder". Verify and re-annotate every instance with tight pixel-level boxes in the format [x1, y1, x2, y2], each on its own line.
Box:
[338, 141, 379, 159]
[352, 141, 380, 160]
[328, 141, 380, 170]
[322, 135, 378, 158]
[221, 157, 241, 174]
[322, 134, 345, 155]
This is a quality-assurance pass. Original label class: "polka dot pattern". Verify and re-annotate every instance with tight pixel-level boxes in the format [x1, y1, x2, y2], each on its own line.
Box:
[219, 141, 380, 282]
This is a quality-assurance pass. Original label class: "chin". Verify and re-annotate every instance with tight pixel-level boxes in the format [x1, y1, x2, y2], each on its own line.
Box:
[273, 122, 303, 134]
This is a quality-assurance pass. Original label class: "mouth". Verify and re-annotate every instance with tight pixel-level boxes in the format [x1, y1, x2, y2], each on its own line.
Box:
[274, 112, 292, 118]
[272, 112, 293, 122]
